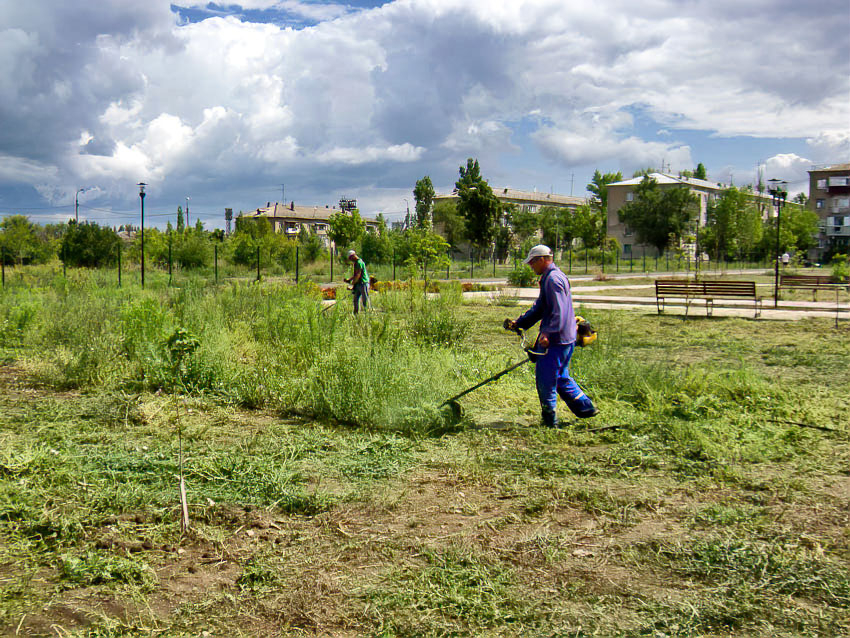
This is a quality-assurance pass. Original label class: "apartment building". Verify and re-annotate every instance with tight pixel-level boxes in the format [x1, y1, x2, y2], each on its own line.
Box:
[248, 201, 378, 245]
[606, 173, 773, 257]
[808, 163, 850, 254]
[433, 187, 585, 214]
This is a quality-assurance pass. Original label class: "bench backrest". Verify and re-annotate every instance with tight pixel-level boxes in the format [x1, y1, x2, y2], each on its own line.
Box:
[702, 281, 756, 296]
[655, 279, 756, 297]
[655, 280, 703, 295]
[780, 274, 834, 285]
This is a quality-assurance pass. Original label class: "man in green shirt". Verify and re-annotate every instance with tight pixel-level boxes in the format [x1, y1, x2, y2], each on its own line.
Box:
[345, 249, 370, 314]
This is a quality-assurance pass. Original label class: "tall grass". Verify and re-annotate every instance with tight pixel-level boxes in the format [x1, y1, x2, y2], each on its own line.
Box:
[1, 274, 473, 433]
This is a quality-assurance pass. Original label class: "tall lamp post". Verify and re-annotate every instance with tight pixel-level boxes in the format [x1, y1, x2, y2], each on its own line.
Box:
[138, 182, 147, 288]
[186, 196, 190, 228]
[768, 178, 788, 308]
[74, 188, 88, 223]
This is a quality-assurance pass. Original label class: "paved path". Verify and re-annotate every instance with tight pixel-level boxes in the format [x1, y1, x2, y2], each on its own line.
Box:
[463, 285, 850, 322]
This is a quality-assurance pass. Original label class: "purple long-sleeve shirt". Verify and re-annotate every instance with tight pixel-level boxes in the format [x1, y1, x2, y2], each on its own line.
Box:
[515, 263, 577, 345]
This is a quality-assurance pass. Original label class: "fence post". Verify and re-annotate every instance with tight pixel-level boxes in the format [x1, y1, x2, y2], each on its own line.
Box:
[62, 243, 66, 279]
[330, 246, 333, 282]
[295, 246, 300, 284]
[1, 247, 5, 287]
[392, 249, 395, 281]
[117, 244, 121, 287]
[492, 250, 496, 278]
[616, 249, 619, 272]
[568, 248, 572, 274]
[446, 249, 450, 280]
[214, 244, 218, 284]
[643, 247, 646, 272]
[168, 234, 173, 286]
[470, 249, 474, 279]
[256, 246, 261, 282]
[666, 251, 669, 272]
[585, 246, 588, 274]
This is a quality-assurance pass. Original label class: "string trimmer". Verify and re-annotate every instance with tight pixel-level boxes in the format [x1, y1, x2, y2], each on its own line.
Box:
[438, 317, 598, 422]
[439, 320, 543, 421]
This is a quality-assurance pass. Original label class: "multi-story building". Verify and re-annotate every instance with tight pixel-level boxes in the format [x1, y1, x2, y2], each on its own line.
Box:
[247, 201, 378, 245]
[433, 187, 585, 215]
[808, 163, 850, 255]
[606, 173, 773, 257]
[431, 187, 585, 252]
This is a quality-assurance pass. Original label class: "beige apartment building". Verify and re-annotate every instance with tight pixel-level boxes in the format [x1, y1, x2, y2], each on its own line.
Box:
[808, 163, 850, 255]
[606, 173, 774, 257]
[433, 187, 585, 214]
[247, 201, 378, 245]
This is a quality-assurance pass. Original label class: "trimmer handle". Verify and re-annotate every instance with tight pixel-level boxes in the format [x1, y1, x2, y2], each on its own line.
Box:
[503, 318, 521, 334]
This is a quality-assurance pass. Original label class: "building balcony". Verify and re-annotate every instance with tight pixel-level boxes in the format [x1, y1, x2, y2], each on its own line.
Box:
[826, 226, 850, 237]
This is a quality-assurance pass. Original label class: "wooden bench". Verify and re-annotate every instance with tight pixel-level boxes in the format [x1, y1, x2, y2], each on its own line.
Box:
[655, 279, 762, 318]
[779, 274, 848, 300]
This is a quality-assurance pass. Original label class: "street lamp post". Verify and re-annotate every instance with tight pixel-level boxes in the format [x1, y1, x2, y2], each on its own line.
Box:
[138, 183, 147, 288]
[768, 178, 788, 309]
[75, 188, 86, 223]
[186, 196, 190, 228]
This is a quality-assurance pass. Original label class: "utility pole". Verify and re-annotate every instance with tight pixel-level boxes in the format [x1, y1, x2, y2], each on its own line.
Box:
[185, 196, 190, 227]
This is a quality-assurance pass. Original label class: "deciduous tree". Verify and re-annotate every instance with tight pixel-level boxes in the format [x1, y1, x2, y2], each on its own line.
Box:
[618, 177, 698, 254]
[455, 158, 501, 258]
[432, 200, 464, 250]
[328, 209, 365, 252]
[413, 176, 435, 229]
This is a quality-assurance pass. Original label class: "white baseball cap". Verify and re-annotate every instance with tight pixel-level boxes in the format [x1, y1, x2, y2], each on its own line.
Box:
[347, 250, 356, 257]
[523, 244, 553, 264]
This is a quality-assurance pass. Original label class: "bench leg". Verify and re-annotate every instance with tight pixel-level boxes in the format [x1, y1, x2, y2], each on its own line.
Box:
[706, 299, 713, 318]
[754, 298, 762, 319]
[656, 296, 662, 314]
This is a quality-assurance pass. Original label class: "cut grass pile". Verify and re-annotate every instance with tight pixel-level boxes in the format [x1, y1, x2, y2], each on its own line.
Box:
[0, 272, 847, 636]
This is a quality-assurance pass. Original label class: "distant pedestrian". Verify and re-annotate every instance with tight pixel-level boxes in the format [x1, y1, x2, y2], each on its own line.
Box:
[781, 252, 790, 267]
[507, 245, 597, 428]
[345, 249, 370, 314]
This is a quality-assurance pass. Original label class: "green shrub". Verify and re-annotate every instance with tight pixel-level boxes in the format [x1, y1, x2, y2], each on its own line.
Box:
[506, 265, 536, 287]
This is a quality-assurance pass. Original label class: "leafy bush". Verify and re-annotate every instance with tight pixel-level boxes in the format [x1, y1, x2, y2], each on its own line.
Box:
[830, 253, 849, 282]
[507, 265, 536, 287]
[61, 221, 120, 268]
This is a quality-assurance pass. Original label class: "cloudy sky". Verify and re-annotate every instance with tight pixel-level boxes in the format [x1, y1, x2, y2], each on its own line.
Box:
[1, 0, 847, 229]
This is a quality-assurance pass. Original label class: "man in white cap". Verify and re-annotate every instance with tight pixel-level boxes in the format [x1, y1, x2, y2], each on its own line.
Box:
[344, 249, 370, 314]
[507, 244, 597, 427]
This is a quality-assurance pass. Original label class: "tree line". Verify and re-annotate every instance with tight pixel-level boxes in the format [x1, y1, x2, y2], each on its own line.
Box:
[0, 161, 823, 272]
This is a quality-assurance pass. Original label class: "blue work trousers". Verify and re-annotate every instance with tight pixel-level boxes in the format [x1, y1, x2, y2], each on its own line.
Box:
[352, 282, 370, 314]
[535, 343, 596, 427]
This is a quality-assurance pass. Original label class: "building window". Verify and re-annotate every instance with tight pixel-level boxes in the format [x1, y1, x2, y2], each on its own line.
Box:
[623, 244, 632, 254]
[817, 179, 827, 190]
[625, 192, 634, 202]
[816, 199, 825, 209]
[624, 225, 633, 236]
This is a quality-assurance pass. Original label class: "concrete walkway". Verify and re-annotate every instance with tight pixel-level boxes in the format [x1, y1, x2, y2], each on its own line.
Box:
[463, 285, 850, 322]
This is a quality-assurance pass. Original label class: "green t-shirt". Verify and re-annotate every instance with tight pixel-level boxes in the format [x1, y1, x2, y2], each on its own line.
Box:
[353, 258, 369, 285]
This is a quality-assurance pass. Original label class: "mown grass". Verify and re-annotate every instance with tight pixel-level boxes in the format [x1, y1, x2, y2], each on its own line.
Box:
[0, 270, 848, 636]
